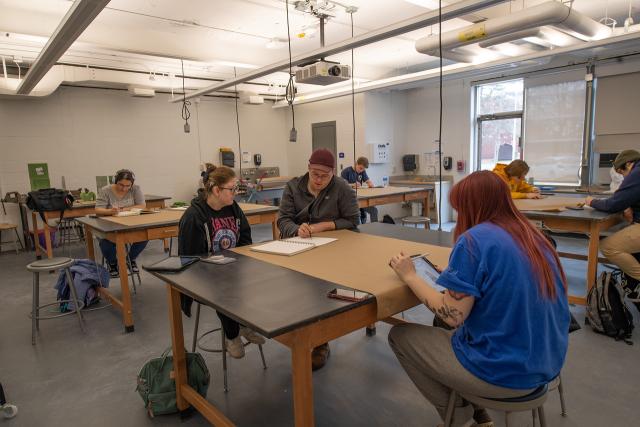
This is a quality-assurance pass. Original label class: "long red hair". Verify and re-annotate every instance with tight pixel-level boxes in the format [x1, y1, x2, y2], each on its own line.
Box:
[450, 171, 567, 299]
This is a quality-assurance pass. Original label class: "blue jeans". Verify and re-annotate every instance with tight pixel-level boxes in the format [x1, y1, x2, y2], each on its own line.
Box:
[99, 239, 148, 266]
[359, 207, 379, 224]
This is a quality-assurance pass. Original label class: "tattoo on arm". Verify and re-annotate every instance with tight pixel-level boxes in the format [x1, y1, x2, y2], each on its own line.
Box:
[423, 297, 465, 327]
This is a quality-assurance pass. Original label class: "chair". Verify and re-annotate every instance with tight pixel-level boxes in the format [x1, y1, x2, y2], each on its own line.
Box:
[400, 216, 431, 229]
[57, 218, 84, 249]
[0, 223, 24, 254]
[26, 257, 86, 345]
[191, 302, 267, 392]
[443, 384, 549, 427]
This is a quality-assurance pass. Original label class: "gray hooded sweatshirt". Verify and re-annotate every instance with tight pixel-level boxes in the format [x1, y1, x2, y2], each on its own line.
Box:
[277, 173, 360, 238]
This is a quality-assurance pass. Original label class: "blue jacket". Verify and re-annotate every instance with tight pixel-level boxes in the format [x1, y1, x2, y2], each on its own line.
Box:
[591, 161, 640, 222]
[55, 259, 110, 310]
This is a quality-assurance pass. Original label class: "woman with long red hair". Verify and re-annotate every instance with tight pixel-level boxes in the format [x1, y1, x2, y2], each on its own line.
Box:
[388, 171, 569, 427]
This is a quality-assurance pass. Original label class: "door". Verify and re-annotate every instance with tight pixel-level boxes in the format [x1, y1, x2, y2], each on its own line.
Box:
[311, 121, 337, 168]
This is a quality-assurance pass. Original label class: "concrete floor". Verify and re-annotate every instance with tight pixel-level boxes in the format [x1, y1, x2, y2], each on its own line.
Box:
[1, 223, 639, 427]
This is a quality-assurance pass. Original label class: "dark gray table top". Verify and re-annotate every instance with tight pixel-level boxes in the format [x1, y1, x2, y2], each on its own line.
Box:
[358, 222, 454, 247]
[519, 207, 619, 222]
[147, 252, 374, 338]
[75, 214, 179, 233]
[67, 194, 170, 211]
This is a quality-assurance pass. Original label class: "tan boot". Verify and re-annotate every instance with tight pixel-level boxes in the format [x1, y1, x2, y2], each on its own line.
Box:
[239, 327, 266, 345]
[226, 336, 245, 359]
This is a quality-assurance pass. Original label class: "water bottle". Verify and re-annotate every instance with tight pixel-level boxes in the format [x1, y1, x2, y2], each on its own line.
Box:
[382, 176, 389, 187]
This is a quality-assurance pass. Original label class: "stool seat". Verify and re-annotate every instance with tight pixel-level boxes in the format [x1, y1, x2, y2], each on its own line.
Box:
[401, 216, 431, 227]
[27, 257, 74, 271]
[0, 223, 18, 230]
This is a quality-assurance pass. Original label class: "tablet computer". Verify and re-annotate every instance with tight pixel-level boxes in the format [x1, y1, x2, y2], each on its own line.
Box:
[143, 256, 200, 273]
[412, 255, 444, 290]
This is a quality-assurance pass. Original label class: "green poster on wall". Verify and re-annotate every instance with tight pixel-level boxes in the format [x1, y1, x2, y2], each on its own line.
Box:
[28, 163, 51, 190]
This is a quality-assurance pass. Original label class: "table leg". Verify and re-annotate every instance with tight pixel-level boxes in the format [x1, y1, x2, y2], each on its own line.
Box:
[586, 221, 601, 296]
[163, 238, 170, 253]
[43, 216, 54, 259]
[116, 235, 135, 332]
[168, 286, 189, 411]
[291, 334, 314, 427]
[84, 227, 95, 260]
[423, 194, 431, 219]
[32, 212, 42, 259]
[272, 220, 279, 240]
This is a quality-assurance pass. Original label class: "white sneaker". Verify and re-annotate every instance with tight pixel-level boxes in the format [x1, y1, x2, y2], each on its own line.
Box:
[239, 327, 266, 345]
[1, 403, 18, 419]
[225, 336, 245, 359]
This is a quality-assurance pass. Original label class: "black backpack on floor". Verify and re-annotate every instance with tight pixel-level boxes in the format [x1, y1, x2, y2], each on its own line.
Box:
[586, 271, 634, 345]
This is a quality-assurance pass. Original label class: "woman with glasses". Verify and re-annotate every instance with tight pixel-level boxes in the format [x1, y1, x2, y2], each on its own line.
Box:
[178, 166, 265, 359]
[95, 169, 148, 277]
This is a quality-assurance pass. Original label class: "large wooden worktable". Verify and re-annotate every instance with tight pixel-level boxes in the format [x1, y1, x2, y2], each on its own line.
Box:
[30, 194, 170, 259]
[75, 203, 279, 332]
[515, 196, 622, 305]
[151, 226, 451, 426]
[356, 186, 432, 218]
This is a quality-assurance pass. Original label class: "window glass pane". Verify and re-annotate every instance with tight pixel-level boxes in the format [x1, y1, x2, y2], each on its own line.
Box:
[479, 118, 522, 171]
[476, 79, 523, 115]
[524, 81, 586, 185]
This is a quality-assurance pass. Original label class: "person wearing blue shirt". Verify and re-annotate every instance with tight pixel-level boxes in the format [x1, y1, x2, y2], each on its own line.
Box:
[586, 149, 640, 290]
[340, 156, 378, 223]
[388, 171, 569, 427]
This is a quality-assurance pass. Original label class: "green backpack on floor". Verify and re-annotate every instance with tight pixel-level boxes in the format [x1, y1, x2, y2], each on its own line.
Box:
[136, 348, 210, 417]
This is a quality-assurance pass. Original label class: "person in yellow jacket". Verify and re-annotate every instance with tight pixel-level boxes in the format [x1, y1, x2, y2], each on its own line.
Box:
[492, 160, 542, 199]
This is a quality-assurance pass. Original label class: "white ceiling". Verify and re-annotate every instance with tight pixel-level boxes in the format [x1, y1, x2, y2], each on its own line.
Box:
[0, 0, 637, 96]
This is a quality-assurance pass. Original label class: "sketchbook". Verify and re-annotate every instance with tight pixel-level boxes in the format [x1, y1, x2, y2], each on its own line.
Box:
[250, 236, 337, 256]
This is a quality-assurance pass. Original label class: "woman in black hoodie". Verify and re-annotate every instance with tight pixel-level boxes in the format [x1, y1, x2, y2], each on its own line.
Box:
[178, 166, 265, 359]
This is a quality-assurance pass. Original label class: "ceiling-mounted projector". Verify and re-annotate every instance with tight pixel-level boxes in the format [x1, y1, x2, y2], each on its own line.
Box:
[295, 61, 351, 85]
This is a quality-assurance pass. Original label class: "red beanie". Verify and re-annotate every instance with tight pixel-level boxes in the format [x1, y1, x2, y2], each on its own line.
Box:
[308, 149, 335, 169]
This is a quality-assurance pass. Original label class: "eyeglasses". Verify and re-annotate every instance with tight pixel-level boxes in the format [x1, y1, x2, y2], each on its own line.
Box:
[219, 185, 240, 193]
[309, 170, 332, 181]
[116, 182, 132, 190]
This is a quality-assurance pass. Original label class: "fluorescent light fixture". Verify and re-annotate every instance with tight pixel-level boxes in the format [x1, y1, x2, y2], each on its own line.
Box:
[211, 60, 259, 69]
[403, 0, 446, 9]
[265, 38, 286, 49]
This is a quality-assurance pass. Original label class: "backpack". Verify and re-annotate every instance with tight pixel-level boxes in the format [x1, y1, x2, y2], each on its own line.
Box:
[136, 349, 210, 417]
[586, 271, 634, 345]
[26, 188, 74, 223]
[382, 214, 395, 224]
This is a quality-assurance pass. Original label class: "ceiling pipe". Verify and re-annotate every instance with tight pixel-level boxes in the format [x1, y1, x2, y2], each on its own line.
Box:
[440, 49, 477, 63]
[170, 0, 510, 103]
[16, 0, 111, 95]
[416, 1, 611, 58]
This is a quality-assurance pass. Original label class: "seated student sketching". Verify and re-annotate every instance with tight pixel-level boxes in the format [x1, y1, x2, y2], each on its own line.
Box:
[95, 169, 148, 277]
[178, 166, 265, 359]
[278, 148, 360, 370]
[586, 149, 640, 293]
[388, 171, 569, 427]
[341, 156, 379, 223]
[492, 159, 542, 199]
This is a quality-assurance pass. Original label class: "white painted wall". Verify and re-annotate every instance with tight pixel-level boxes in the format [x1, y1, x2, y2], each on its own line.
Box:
[0, 86, 289, 237]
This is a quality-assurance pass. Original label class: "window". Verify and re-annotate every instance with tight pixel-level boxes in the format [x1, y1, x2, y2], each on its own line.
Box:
[524, 81, 586, 185]
[475, 79, 524, 171]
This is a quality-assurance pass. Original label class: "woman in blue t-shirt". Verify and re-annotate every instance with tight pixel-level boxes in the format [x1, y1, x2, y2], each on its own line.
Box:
[388, 171, 569, 427]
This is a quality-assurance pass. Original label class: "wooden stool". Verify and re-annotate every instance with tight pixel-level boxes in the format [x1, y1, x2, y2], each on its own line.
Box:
[0, 223, 24, 254]
[400, 216, 431, 229]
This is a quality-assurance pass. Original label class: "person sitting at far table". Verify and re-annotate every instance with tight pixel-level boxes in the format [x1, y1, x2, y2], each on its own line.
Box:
[95, 169, 148, 277]
[341, 156, 379, 223]
[492, 159, 542, 199]
[586, 149, 640, 293]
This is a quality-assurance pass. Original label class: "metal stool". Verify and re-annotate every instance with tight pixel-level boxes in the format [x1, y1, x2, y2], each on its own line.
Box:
[26, 257, 86, 345]
[191, 302, 267, 392]
[444, 384, 548, 427]
[400, 216, 431, 229]
[0, 223, 24, 254]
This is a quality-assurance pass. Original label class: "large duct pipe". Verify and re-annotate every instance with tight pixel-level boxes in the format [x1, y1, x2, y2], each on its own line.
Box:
[416, 1, 610, 57]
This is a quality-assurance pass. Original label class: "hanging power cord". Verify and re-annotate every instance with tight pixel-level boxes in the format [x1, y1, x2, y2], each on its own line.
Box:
[180, 59, 191, 133]
[285, 0, 297, 142]
[233, 67, 243, 180]
[350, 11, 357, 195]
[437, 0, 443, 231]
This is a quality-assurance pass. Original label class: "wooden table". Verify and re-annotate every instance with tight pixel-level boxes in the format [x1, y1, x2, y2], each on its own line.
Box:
[30, 194, 170, 259]
[76, 203, 279, 332]
[152, 226, 450, 426]
[515, 196, 622, 305]
[356, 186, 432, 218]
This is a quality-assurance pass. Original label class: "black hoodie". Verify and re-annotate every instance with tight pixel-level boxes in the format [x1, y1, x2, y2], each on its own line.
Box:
[177, 196, 252, 315]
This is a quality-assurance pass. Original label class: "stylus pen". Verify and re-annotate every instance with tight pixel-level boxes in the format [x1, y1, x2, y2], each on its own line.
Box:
[410, 253, 429, 259]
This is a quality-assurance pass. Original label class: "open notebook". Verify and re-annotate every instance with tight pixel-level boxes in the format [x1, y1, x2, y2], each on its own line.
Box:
[250, 236, 337, 256]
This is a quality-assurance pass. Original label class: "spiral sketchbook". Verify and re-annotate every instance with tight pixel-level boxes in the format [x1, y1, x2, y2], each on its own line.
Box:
[250, 236, 337, 256]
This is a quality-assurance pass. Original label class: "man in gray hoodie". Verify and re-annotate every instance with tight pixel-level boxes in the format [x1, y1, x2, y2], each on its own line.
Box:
[278, 148, 360, 370]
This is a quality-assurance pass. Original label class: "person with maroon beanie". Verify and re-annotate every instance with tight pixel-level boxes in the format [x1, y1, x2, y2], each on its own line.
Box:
[278, 148, 360, 370]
